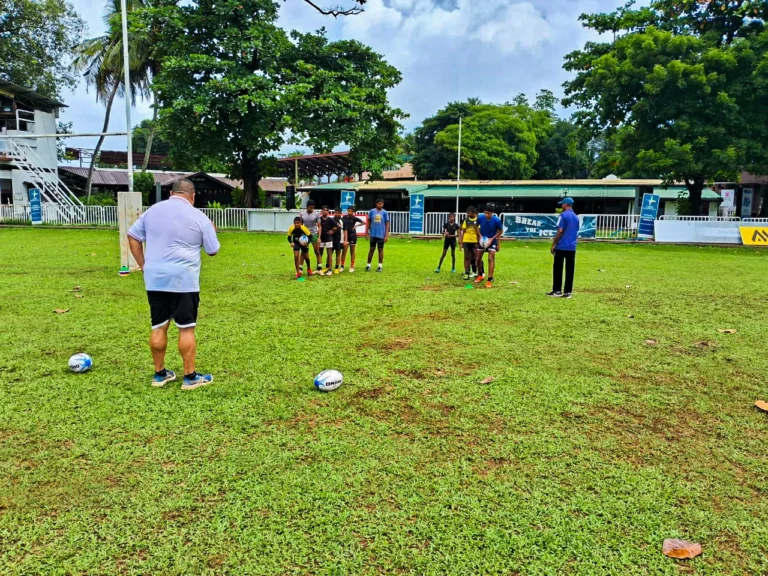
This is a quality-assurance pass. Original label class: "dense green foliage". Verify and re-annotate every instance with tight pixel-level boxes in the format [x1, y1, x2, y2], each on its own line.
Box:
[144, 0, 405, 206]
[0, 0, 84, 98]
[564, 0, 768, 212]
[2, 229, 768, 574]
[132, 170, 155, 205]
[411, 94, 591, 181]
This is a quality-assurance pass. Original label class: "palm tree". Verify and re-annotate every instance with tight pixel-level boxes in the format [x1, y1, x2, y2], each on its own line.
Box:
[71, 0, 151, 200]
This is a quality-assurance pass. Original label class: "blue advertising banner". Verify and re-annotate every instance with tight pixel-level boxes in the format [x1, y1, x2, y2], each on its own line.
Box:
[638, 193, 660, 240]
[502, 214, 596, 239]
[409, 194, 425, 234]
[340, 190, 356, 212]
[29, 188, 42, 225]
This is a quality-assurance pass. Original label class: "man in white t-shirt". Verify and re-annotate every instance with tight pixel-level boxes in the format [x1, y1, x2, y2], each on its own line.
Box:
[128, 179, 220, 390]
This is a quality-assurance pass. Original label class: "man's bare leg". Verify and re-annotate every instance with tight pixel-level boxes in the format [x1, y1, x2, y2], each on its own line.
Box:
[178, 327, 197, 375]
[150, 322, 170, 372]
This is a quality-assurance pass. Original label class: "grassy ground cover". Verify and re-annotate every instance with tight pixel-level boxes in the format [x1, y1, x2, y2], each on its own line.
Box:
[1, 227, 767, 575]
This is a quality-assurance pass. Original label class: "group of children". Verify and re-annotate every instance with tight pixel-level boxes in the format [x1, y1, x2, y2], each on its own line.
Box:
[435, 204, 504, 289]
[287, 199, 391, 278]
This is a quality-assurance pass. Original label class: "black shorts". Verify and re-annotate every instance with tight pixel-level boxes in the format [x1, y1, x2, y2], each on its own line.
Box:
[333, 239, 343, 251]
[370, 237, 385, 248]
[147, 291, 200, 330]
[347, 235, 358, 246]
[443, 237, 457, 250]
[463, 242, 477, 252]
[293, 244, 309, 254]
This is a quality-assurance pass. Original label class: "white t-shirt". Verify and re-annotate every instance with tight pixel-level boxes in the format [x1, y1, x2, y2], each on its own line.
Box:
[128, 196, 220, 292]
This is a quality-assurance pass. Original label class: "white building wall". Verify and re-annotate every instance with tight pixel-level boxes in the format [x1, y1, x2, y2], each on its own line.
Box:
[2, 109, 59, 204]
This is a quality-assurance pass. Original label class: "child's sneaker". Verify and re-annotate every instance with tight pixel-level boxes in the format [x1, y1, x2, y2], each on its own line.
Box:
[547, 291, 563, 297]
[486, 280, 493, 289]
[333, 268, 340, 275]
[295, 272, 302, 279]
[152, 369, 176, 388]
[563, 292, 573, 299]
[376, 265, 383, 272]
[324, 269, 333, 276]
[435, 267, 441, 273]
[462, 273, 470, 281]
[470, 273, 478, 279]
[365, 265, 371, 272]
[451, 268, 456, 273]
[181, 373, 213, 391]
[340, 266, 345, 272]
[474, 275, 485, 284]
[349, 267, 355, 273]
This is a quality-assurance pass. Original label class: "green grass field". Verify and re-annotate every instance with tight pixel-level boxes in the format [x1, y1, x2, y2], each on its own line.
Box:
[1, 228, 767, 575]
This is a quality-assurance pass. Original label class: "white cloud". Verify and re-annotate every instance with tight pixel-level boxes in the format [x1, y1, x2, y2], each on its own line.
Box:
[59, 0, 618, 152]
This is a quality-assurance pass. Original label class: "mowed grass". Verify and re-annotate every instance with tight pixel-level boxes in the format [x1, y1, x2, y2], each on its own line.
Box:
[1, 228, 767, 576]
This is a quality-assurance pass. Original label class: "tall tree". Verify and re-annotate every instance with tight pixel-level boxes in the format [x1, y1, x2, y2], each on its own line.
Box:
[0, 0, 84, 98]
[71, 0, 152, 199]
[148, 0, 404, 207]
[564, 1, 768, 213]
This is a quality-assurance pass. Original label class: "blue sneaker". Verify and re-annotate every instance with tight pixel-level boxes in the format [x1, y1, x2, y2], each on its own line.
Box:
[451, 268, 456, 273]
[435, 267, 441, 273]
[152, 369, 176, 388]
[181, 373, 214, 391]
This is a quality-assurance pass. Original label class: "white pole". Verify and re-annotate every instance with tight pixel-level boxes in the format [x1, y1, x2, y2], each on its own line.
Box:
[120, 0, 133, 193]
[455, 117, 462, 215]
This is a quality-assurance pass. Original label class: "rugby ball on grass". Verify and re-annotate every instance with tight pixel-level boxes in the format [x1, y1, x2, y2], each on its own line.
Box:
[69, 353, 93, 373]
[314, 370, 343, 392]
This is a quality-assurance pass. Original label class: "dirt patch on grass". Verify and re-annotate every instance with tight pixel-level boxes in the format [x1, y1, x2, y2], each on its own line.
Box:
[381, 338, 413, 351]
[353, 388, 387, 400]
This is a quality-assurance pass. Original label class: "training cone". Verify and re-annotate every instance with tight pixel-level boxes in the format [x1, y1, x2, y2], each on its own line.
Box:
[465, 284, 474, 290]
[297, 276, 306, 283]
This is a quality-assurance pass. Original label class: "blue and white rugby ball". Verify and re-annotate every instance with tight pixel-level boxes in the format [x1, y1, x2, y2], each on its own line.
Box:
[479, 236, 491, 249]
[314, 369, 343, 392]
[68, 353, 93, 373]
[299, 235, 309, 246]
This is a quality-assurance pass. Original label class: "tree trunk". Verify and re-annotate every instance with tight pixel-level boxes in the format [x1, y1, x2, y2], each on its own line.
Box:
[242, 153, 261, 208]
[141, 96, 158, 172]
[684, 177, 705, 216]
[86, 81, 120, 201]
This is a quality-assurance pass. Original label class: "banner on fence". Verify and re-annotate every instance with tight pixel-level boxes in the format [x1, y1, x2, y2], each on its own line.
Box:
[638, 193, 660, 239]
[409, 194, 425, 234]
[741, 188, 754, 218]
[29, 188, 42, 225]
[740, 226, 768, 246]
[502, 214, 596, 239]
[341, 191, 356, 212]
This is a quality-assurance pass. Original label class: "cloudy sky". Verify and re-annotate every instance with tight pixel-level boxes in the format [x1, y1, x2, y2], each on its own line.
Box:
[62, 0, 620, 154]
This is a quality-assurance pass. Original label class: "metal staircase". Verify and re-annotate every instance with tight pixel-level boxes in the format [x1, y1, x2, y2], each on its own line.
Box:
[4, 138, 82, 207]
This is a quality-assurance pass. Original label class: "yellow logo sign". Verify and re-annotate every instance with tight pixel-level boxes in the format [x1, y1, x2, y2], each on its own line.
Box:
[740, 227, 768, 246]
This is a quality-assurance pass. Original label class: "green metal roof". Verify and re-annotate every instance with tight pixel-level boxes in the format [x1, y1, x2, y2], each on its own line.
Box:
[421, 186, 637, 199]
[657, 187, 721, 201]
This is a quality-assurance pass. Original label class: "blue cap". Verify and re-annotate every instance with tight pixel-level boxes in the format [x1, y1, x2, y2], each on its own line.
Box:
[558, 197, 574, 206]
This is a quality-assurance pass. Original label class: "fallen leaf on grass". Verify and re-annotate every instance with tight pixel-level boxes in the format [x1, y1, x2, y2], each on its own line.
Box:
[754, 400, 768, 413]
[717, 329, 737, 334]
[72, 286, 82, 292]
[627, 314, 634, 319]
[480, 377, 495, 385]
[625, 285, 632, 289]
[645, 339, 658, 346]
[662, 539, 702, 559]
[53, 308, 70, 314]
[598, 269, 606, 272]
[74, 294, 84, 299]
[509, 281, 519, 285]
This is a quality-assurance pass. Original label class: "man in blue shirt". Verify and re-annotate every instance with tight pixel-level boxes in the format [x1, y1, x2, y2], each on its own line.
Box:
[365, 198, 389, 272]
[548, 197, 579, 299]
[474, 203, 504, 288]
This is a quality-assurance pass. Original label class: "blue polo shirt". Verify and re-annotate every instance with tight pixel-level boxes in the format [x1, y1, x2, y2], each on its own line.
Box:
[556, 210, 579, 251]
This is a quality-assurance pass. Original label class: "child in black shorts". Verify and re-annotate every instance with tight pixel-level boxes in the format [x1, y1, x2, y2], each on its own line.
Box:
[287, 217, 312, 279]
[341, 206, 365, 273]
[435, 213, 459, 273]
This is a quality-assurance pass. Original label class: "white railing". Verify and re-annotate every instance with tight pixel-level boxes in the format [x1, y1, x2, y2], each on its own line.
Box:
[199, 208, 249, 230]
[742, 218, 768, 223]
[0, 204, 118, 226]
[424, 212, 467, 236]
[658, 215, 742, 221]
[595, 214, 641, 239]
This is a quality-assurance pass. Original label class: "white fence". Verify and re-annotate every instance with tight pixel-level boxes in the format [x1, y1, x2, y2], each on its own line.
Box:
[3, 206, 766, 243]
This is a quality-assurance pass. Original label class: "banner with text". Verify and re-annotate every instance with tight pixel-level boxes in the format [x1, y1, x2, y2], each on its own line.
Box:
[502, 214, 596, 239]
[29, 188, 42, 226]
[638, 193, 660, 240]
[409, 194, 425, 234]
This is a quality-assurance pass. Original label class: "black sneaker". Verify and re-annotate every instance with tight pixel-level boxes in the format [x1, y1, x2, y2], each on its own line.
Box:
[547, 291, 563, 297]
[563, 292, 573, 299]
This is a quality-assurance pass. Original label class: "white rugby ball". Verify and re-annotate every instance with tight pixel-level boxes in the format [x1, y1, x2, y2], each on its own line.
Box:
[299, 235, 309, 246]
[479, 236, 491, 249]
[68, 353, 93, 373]
[314, 369, 343, 392]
